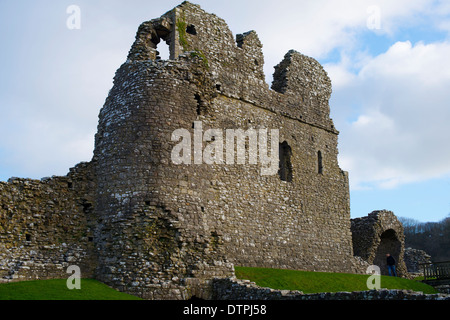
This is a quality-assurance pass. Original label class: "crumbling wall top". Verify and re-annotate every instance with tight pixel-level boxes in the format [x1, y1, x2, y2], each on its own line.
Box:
[124, 1, 336, 132]
[272, 50, 332, 118]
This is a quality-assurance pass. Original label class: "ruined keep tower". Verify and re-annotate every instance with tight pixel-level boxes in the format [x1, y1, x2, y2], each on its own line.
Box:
[92, 1, 363, 298]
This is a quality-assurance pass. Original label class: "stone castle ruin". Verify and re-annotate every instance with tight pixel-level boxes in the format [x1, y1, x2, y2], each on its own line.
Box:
[0, 2, 411, 299]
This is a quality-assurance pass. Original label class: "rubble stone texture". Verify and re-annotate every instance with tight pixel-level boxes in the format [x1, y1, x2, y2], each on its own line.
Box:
[404, 247, 432, 273]
[0, 2, 414, 299]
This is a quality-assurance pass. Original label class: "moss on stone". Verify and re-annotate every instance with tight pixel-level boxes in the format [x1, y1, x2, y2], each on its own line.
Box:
[190, 49, 209, 70]
[176, 14, 189, 51]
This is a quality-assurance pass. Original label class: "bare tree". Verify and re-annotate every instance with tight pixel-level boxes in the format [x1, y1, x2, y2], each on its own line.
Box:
[399, 214, 450, 261]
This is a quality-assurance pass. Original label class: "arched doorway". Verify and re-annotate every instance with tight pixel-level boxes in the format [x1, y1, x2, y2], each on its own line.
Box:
[373, 229, 401, 276]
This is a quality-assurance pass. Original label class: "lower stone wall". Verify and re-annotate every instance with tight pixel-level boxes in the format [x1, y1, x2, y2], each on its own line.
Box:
[0, 162, 97, 282]
[211, 278, 450, 300]
[0, 243, 92, 283]
[434, 285, 450, 294]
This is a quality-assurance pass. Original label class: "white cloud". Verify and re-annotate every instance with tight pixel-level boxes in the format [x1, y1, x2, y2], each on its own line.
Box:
[248, 0, 432, 56]
[211, 0, 442, 86]
[328, 40, 450, 190]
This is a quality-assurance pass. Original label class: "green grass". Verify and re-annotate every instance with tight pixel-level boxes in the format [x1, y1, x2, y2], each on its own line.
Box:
[0, 279, 142, 300]
[1, 269, 437, 300]
[235, 266, 438, 294]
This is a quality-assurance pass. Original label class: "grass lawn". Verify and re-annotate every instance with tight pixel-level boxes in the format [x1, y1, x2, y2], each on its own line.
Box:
[0, 279, 142, 300]
[235, 266, 438, 294]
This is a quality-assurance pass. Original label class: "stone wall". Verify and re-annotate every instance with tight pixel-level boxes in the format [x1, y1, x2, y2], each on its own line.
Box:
[0, 162, 97, 282]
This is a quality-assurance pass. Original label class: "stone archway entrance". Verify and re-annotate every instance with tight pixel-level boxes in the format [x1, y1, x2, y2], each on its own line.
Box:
[351, 210, 408, 277]
[373, 229, 401, 276]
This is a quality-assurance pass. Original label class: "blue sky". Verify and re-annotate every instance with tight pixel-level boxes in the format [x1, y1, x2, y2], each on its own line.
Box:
[0, 0, 449, 222]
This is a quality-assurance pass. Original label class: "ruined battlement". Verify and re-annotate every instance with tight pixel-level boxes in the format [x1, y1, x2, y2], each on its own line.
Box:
[125, 1, 336, 133]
